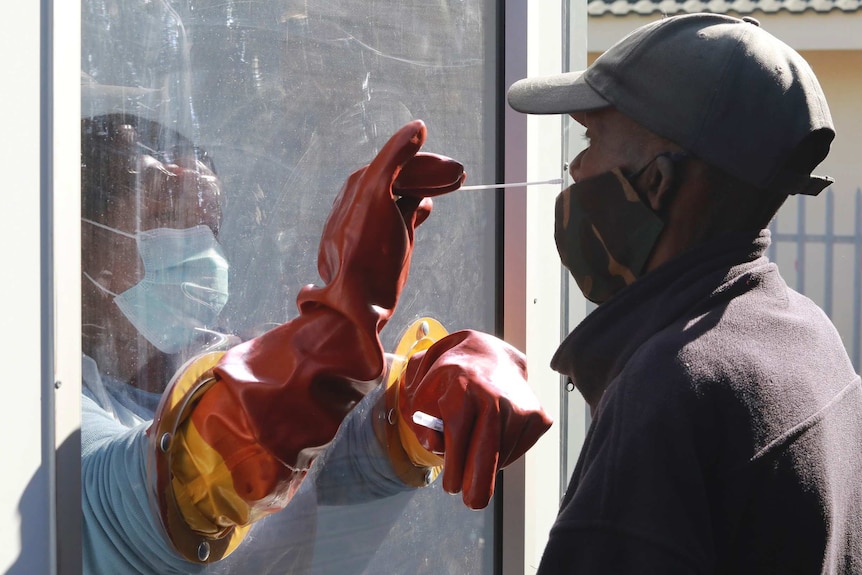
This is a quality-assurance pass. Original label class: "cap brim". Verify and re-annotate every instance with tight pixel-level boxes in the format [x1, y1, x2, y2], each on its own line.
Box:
[507, 71, 610, 115]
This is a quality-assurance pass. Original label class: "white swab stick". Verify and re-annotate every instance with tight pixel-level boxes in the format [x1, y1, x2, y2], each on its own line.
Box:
[412, 411, 445, 433]
[459, 178, 563, 191]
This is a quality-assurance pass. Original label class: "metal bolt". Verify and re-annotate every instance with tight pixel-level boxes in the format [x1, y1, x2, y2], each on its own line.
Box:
[419, 321, 430, 337]
[424, 469, 435, 485]
[197, 541, 211, 562]
[54, 380, 62, 389]
[159, 433, 172, 453]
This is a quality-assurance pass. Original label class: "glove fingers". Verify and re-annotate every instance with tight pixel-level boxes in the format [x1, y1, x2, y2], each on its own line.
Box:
[461, 403, 502, 509]
[440, 399, 474, 499]
[394, 153, 466, 198]
[500, 410, 552, 469]
[396, 196, 433, 230]
[363, 120, 427, 193]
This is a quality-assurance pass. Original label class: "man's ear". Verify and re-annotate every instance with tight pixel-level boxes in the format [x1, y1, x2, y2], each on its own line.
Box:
[642, 154, 678, 212]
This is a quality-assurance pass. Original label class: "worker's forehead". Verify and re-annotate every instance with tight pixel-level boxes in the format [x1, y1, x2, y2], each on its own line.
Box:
[96, 156, 221, 235]
[115, 164, 221, 232]
[83, 118, 220, 231]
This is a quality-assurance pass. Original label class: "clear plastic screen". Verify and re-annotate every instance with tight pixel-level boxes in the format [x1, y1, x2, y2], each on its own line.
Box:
[80, 0, 498, 573]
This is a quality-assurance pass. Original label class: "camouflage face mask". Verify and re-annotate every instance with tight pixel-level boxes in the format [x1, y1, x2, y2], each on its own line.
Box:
[554, 166, 664, 304]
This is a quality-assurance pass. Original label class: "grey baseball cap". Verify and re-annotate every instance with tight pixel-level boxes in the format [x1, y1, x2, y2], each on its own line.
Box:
[507, 13, 835, 195]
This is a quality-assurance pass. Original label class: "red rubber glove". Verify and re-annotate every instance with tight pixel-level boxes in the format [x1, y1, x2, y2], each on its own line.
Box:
[201, 120, 464, 491]
[150, 120, 466, 561]
[396, 330, 553, 509]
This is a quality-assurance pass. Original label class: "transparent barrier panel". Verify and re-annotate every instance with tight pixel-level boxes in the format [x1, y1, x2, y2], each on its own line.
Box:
[81, 1, 497, 572]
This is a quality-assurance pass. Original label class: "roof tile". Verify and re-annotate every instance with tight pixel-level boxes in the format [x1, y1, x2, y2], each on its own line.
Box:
[587, 0, 861, 16]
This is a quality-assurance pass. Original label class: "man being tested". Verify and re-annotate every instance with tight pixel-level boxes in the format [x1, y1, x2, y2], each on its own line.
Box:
[507, 13, 862, 573]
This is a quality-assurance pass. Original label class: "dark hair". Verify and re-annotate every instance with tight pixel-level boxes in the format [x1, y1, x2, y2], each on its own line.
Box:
[81, 114, 215, 222]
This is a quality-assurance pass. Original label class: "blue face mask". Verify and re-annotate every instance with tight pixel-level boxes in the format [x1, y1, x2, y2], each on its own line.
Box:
[83, 218, 230, 354]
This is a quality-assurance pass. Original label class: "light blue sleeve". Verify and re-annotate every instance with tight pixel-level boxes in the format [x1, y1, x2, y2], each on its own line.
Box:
[81, 393, 204, 575]
[82, 383, 416, 574]
[213, 382, 420, 575]
[313, 381, 417, 505]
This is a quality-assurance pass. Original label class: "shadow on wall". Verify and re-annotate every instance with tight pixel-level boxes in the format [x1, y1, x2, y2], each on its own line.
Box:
[6, 429, 81, 575]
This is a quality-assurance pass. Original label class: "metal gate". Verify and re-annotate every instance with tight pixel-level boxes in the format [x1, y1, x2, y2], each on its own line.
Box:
[769, 188, 862, 370]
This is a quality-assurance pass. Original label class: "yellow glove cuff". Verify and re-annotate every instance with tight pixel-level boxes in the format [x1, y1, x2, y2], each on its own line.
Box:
[378, 318, 446, 486]
[149, 351, 251, 563]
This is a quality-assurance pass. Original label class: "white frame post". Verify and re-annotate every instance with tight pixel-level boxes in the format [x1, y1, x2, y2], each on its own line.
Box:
[54, 0, 83, 572]
[1, 1, 53, 570]
[501, 1, 585, 573]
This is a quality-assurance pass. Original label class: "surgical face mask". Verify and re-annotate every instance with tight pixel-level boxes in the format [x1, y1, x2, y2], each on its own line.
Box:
[83, 218, 230, 354]
[554, 164, 664, 304]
